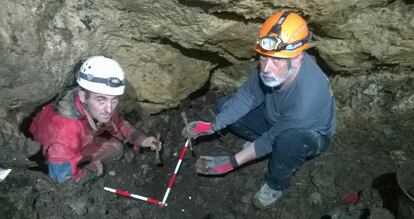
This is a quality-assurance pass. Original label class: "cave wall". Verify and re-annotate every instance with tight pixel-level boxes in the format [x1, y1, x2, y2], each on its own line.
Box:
[0, 0, 413, 122]
[0, 1, 413, 215]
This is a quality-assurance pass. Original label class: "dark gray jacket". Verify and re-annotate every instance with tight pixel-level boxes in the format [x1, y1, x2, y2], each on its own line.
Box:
[213, 53, 336, 157]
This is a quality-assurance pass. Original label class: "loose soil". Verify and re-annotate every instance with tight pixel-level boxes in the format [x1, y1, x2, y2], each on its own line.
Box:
[1, 90, 413, 219]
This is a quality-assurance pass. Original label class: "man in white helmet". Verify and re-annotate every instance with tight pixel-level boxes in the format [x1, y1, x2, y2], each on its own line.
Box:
[30, 56, 160, 184]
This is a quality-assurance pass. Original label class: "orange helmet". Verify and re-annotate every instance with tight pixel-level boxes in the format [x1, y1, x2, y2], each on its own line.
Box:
[255, 11, 311, 58]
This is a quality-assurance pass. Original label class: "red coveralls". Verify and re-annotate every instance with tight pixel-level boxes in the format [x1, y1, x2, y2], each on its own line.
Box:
[30, 91, 141, 183]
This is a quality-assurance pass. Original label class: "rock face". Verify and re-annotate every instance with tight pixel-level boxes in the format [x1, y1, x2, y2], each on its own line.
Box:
[315, 0, 414, 74]
[115, 42, 213, 113]
[1, 0, 413, 115]
[1, 1, 413, 218]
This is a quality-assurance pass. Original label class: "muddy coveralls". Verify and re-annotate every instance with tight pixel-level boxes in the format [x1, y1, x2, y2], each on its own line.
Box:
[30, 88, 146, 183]
[213, 53, 336, 191]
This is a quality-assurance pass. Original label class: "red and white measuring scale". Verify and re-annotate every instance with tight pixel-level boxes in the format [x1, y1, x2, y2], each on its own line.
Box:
[103, 187, 166, 207]
[104, 138, 190, 207]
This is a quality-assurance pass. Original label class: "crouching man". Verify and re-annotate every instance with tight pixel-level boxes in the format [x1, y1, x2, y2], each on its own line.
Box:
[183, 11, 336, 209]
[30, 56, 159, 184]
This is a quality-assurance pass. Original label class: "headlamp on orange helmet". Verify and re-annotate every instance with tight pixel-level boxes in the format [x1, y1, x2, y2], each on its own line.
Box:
[255, 11, 312, 58]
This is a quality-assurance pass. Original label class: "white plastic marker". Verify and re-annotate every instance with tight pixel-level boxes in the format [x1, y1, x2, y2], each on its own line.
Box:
[104, 187, 166, 207]
[0, 168, 11, 182]
[161, 138, 190, 205]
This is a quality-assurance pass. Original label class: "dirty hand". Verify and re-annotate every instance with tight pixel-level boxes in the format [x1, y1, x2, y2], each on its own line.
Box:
[181, 121, 214, 139]
[85, 160, 103, 176]
[195, 155, 238, 175]
[140, 136, 162, 151]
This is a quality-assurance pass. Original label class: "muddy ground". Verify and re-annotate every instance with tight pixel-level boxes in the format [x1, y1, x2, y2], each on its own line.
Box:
[1, 90, 413, 219]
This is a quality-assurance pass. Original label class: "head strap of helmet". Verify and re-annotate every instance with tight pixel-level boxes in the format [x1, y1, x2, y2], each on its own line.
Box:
[78, 71, 125, 88]
[266, 11, 311, 52]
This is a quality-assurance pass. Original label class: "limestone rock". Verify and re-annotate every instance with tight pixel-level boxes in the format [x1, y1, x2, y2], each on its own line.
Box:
[115, 43, 213, 113]
[0, 0, 413, 119]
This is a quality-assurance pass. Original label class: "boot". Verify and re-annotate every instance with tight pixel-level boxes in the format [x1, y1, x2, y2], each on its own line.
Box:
[252, 183, 282, 209]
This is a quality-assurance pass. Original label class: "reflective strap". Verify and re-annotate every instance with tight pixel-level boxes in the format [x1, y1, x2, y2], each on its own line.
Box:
[284, 32, 312, 51]
[269, 11, 291, 35]
[263, 11, 311, 52]
[78, 72, 125, 87]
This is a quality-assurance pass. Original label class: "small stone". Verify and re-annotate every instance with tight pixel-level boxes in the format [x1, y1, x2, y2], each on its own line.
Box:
[15, 112, 26, 124]
[310, 191, 322, 206]
[368, 207, 394, 219]
[123, 150, 135, 163]
[65, 197, 87, 215]
[164, 147, 171, 157]
[362, 84, 379, 96]
[241, 194, 250, 204]
[381, 125, 393, 137]
[0, 107, 7, 118]
[389, 150, 408, 164]
[160, 114, 169, 123]
[126, 207, 143, 218]
[141, 164, 150, 176]
[108, 171, 116, 176]
[144, 177, 153, 183]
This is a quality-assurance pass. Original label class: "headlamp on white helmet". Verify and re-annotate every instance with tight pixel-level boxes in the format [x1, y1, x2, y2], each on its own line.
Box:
[77, 56, 125, 96]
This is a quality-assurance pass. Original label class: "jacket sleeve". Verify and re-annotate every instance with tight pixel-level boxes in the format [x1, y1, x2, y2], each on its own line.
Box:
[213, 71, 265, 130]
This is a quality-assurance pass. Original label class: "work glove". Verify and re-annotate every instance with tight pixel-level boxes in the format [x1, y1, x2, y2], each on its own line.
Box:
[181, 121, 214, 139]
[135, 136, 161, 151]
[195, 155, 239, 175]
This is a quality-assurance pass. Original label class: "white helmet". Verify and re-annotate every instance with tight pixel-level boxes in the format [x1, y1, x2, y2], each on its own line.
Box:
[77, 56, 125, 95]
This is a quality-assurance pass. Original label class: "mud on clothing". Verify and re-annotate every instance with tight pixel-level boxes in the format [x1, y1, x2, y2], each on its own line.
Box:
[213, 53, 336, 190]
[30, 88, 144, 183]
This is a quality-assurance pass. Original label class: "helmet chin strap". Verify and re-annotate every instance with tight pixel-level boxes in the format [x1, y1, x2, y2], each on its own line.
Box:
[81, 102, 99, 132]
[285, 59, 293, 79]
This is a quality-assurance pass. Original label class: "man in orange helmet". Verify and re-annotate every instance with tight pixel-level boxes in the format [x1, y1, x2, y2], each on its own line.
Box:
[183, 11, 336, 209]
